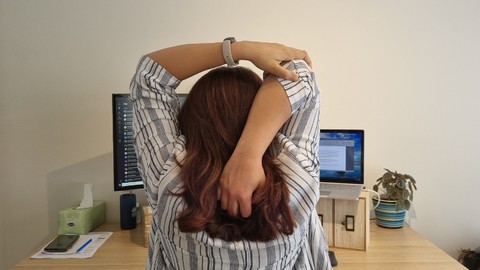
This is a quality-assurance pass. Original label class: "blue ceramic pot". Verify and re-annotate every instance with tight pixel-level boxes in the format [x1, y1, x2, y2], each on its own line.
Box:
[372, 198, 406, 228]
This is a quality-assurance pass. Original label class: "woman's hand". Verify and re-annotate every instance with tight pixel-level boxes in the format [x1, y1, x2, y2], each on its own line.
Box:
[217, 151, 265, 218]
[233, 41, 312, 81]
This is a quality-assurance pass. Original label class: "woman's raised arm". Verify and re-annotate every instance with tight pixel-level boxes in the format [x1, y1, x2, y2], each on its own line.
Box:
[146, 40, 310, 80]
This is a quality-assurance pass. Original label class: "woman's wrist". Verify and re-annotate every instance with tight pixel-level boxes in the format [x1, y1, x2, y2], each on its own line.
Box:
[230, 40, 250, 64]
[231, 140, 265, 162]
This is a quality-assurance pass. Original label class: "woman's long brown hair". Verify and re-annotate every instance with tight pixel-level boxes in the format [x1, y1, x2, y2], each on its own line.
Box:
[176, 66, 296, 241]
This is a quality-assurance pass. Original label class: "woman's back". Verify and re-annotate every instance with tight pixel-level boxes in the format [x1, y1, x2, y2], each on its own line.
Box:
[151, 137, 323, 269]
[130, 41, 332, 269]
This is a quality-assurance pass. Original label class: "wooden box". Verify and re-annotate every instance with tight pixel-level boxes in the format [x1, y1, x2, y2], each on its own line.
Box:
[316, 191, 370, 250]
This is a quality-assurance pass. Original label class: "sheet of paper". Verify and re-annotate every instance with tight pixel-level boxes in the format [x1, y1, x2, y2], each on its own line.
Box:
[31, 231, 113, 259]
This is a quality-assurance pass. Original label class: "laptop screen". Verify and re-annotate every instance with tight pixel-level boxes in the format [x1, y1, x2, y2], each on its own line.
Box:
[319, 129, 364, 184]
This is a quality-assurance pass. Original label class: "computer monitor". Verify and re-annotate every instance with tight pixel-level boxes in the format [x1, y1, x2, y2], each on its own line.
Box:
[112, 93, 187, 191]
[319, 129, 365, 184]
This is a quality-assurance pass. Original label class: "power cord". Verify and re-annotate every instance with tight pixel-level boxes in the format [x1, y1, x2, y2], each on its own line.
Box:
[363, 187, 381, 210]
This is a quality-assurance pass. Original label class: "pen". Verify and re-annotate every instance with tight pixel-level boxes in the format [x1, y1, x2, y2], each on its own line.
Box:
[76, 239, 92, 253]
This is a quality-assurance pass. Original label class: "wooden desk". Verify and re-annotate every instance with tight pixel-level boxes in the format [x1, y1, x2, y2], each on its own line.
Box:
[13, 224, 147, 270]
[13, 222, 466, 269]
[331, 221, 466, 270]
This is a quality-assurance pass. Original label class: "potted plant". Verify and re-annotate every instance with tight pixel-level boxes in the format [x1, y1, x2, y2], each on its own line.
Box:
[372, 168, 417, 228]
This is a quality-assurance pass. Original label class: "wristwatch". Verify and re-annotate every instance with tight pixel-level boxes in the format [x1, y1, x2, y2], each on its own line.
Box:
[222, 37, 239, 67]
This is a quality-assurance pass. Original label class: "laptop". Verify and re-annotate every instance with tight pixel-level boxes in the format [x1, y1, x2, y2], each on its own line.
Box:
[319, 129, 365, 200]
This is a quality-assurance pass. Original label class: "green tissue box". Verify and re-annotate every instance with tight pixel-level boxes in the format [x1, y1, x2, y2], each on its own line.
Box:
[58, 200, 106, 235]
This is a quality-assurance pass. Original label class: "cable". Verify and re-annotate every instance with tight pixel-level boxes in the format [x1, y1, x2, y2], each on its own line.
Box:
[363, 187, 381, 210]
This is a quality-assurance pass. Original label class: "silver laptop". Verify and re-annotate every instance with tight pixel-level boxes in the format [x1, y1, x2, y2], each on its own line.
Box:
[319, 129, 365, 200]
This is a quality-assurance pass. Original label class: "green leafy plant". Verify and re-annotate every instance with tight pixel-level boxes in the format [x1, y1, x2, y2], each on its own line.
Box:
[373, 168, 417, 211]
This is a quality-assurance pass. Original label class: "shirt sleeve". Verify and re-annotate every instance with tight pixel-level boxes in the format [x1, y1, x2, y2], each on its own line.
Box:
[129, 55, 182, 206]
[275, 60, 321, 176]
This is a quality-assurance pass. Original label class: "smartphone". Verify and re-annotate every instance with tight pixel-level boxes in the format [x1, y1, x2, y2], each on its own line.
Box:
[44, 234, 79, 252]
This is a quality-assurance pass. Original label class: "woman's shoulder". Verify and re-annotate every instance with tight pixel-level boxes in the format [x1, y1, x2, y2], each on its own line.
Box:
[133, 55, 182, 90]
[283, 59, 312, 70]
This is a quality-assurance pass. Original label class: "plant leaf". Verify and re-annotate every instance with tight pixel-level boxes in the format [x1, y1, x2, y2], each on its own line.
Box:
[396, 178, 406, 189]
[404, 200, 411, 210]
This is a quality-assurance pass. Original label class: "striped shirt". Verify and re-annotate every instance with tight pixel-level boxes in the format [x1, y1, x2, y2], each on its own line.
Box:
[130, 56, 332, 270]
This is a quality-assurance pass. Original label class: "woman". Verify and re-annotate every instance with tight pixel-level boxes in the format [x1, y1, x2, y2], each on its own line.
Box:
[131, 39, 331, 269]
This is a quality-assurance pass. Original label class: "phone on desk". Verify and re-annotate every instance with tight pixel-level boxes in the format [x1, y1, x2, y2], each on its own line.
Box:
[44, 234, 79, 252]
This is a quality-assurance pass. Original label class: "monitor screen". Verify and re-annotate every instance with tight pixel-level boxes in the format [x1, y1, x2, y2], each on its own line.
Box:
[319, 129, 364, 184]
[112, 93, 187, 191]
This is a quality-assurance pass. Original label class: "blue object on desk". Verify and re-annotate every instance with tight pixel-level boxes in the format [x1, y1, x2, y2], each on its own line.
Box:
[76, 239, 92, 253]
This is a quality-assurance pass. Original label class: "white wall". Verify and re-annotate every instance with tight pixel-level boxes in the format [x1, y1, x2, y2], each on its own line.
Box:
[2, 0, 480, 269]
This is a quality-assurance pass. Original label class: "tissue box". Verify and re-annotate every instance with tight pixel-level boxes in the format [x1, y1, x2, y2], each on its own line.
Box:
[58, 200, 106, 235]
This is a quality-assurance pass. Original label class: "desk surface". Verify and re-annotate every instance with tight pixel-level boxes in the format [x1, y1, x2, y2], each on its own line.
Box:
[13, 222, 465, 270]
[13, 224, 146, 270]
[331, 222, 465, 270]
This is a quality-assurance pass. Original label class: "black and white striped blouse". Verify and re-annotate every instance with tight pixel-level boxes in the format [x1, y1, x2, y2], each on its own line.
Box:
[130, 56, 332, 270]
